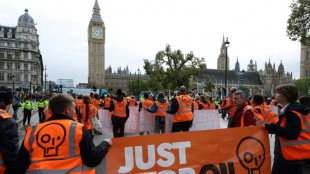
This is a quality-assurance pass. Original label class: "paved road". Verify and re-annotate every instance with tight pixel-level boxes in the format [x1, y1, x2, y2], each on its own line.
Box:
[17, 113, 275, 174]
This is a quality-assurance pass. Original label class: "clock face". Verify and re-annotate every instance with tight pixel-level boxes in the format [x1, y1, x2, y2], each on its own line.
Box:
[93, 28, 102, 38]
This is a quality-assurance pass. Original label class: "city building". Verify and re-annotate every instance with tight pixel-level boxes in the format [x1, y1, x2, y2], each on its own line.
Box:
[217, 35, 229, 70]
[300, 44, 310, 78]
[88, 0, 105, 88]
[0, 9, 43, 93]
[56, 79, 74, 88]
[104, 66, 148, 93]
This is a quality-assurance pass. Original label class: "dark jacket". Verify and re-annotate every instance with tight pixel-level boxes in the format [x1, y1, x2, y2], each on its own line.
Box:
[147, 98, 170, 122]
[265, 102, 310, 165]
[229, 102, 256, 127]
[17, 114, 110, 174]
[109, 96, 129, 125]
[0, 114, 19, 174]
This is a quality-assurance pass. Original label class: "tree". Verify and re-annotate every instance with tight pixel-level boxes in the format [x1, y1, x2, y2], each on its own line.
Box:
[143, 44, 206, 90]
[294, 77, 310, 95]
[128, 79, 149, 95]
[287, 0, 310, 46]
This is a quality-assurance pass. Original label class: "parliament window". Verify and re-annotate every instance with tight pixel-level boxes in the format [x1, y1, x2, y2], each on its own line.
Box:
[16, 63, 20, 70]
[0, 62, 3, 70]
[6, 62, 11, 69]
[24, 63, 28, 70]
[15, 52, 20, 59]
[7, 73, 13, 81]
[0, 73, 3, 81]
[0, 52, 4, 58]
[15, 74, 20, 82]
[7, 52, 12, 59]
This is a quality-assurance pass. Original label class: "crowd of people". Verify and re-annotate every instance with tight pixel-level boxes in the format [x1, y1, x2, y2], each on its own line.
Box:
[0, 83, 309, 173]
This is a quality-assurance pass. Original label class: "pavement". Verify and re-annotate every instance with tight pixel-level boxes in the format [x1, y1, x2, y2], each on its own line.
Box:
[15, 111, 276, 174]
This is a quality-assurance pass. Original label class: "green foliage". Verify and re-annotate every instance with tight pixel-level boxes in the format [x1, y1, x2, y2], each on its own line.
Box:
[204, 82, 215, 93]
[128, 79, 148, 95]
[287, 0, 310, 46]
[294, 77, 310, 95]
[143, 44, 206, 90]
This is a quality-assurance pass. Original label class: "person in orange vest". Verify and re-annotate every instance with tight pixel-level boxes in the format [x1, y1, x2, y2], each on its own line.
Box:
[128, 97, 137, 106]
[103, 94, 111, 110]
[219, 87, 238, 119]
[79, 95, 98, 140]
[109, 89, 129, 138]
[229, 90, 256, 127]
[192, 95, 200, 110]
[252, 94, 278, 124]
[17, 93, 112, 174]
[198, 95, 209, 110]
[92, 93, 103, 109]
[74, 95, 84, 122]
[146, 92, 170, 134]
[264, 84, 310, 174]
[139, 92, 153, 135]
[269, 97, 277, 106]
[207, 96, 216, 110]
[0, 87, 18, 174]
[167, 86, 193, 132]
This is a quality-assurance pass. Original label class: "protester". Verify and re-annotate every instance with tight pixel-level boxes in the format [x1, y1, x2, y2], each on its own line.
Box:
[264, 84, 310, 174]
[21, 96, 34, 126]
[219, 87, 238, 119]
[0, 87, 19, 174]
[146, 92, 170, 134]
[207, 96, 216, 109]
[103, 94, 111, 110]
[128, 96, 137, 106]
[167, 86, 193, 132]
[35, 96, 46, 123]
[79, 95, 98, 139]
[109, 89, 129, 138]
[17, 93, 112, 173]
[198, 95, 209, 110]
[252, 94, 278, 124]
[139, 92, 153, 135]
[12, 91, 21, 120]
[229, 90, 256, 127]
[92, 93, 103, 109]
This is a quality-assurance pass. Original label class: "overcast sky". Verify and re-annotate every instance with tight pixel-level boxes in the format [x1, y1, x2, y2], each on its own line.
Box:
[0, 0, 301, 85]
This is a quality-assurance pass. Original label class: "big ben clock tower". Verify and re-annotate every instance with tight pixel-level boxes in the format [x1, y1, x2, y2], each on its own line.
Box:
[88, 0, 105, 88]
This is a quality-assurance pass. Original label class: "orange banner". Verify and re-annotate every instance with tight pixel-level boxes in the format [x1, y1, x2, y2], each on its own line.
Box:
[106, 126, 271, 174]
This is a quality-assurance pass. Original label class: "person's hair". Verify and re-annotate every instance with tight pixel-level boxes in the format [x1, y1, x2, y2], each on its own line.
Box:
[94, 93, 100, 100]
[49, 94, 75, 115]
[90, 92, 94, 98]
[200, 95, 206, 102]
[275, 84, 300, 103]
[299, 96, 310, 108]
[158, 92, 165, 99]
[77, 95, 83, 99]
[233, 90, 245, 98]
[83, 95, 92, 124]
[230, 87, 238, 94]
[208, 96, 213, 103]
[0, 86, 13, 109]
[122, 91, 126, 97]
[252, 94, 264, 105]
[179, 86, 187, 94]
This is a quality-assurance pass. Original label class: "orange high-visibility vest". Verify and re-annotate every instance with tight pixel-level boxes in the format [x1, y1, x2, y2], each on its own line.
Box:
[208, 102, 215, 110]
[112, 99, 127, 117]
[23, 120, 95, 173]
[279, 111, 310, 160]
[155, 101, 168, 117]
[79, 104, 98, 130]
[193, 101, 199, 110]
[229, 106, 237, 116]
[174, 95, 193, 122]
[220, 98, 226, 107]
[142, 99, 153, 110]
[104, 97, 111, 109]
[92, 98, 102, 109]
[200, 101, 209, 110]
[270, 99, 277, 106]
[129, 98, 136, 106]
[43, 107, 53, 121]
[240, 105, 264, 127]
[224, 97, 230, 107]
[0, 109, 12, 173]
[254, 105, 278, 124]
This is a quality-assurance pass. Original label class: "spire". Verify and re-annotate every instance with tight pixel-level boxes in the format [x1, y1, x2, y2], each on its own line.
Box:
[222, 34, 225, 43]
[237, 57, 239, 63]
[93, 0, 100, 10]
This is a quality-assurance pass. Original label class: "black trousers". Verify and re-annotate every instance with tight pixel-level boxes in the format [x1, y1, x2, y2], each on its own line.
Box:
[38, 108, 44, 122]
[113, 124, 125, 138]
[272, 162, 303, 174]
[171, 121, 192, 132]
[23, 109, 32, 125]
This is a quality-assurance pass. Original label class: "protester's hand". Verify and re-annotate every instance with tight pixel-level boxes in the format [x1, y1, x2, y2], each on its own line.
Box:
[104, 139, 112, 146]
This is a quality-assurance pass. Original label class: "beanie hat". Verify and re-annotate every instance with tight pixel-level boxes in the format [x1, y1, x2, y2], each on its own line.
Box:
[117, 89, 122, 95]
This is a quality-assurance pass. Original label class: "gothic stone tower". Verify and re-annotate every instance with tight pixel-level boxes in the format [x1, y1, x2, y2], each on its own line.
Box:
[217, 35, 229, 70]
[88, 0, 105, 88]
[300, 44, 310, 78]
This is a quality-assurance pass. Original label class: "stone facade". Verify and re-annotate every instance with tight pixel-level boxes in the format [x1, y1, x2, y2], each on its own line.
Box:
[88, 0, 105, 88]
[104, 66, 148, 92]
[258, 60, 293, 97]
[300, 44, 310, 78]
[0, 9, 43, 92]
[217, 36, 229, 70]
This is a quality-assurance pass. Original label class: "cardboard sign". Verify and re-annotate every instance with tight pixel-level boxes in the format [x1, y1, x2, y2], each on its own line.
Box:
[99, 110, 113, 132]
[139, 110, 155, 132]
[106, 126, 271, 174]
[268, 105, 279, 116]
[189, 110, 220, 131]
[124, 106, 140, 133]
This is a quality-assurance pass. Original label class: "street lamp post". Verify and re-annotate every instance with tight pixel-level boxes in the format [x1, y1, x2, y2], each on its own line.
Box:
[137, 68, 140, 94]
[12, 74, 15, 92]
[224, 37, 230, 96]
